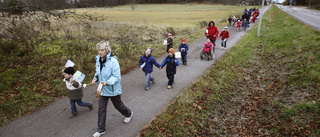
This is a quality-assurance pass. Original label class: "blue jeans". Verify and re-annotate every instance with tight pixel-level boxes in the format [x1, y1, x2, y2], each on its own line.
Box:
[221, 39, 227, 48]
[145, 73, 154, 88]
[70, 99, 91, 115]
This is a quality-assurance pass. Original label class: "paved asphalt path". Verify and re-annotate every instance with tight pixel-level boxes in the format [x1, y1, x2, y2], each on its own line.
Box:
[276, 4, 320, 31]
[0, 5, 270, 137]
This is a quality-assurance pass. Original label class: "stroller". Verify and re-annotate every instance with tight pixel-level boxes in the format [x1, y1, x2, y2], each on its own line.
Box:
[200, 42, 215, 61]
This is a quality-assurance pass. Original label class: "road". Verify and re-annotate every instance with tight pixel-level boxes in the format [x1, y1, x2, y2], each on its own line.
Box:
[276, 4, 320, 31]
[0, 5, 270, 137]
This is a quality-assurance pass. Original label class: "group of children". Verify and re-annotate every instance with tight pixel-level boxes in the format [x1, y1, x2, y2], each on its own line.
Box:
[229, 16, 249, 31]
[139, 28, 231, 91]
[60, 27, 230, 119]
[139, 33, 188, 90]
[228, 8, 259, 31]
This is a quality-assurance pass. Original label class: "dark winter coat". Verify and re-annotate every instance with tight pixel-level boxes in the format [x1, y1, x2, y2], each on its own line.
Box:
[179, 44, 189, 56]
[160, 55, 180, 74]
[167, 37, 173, 52]
[242, 13, 248, 21]
[138, 54, 160, 73]
[242, 21, 248, 27]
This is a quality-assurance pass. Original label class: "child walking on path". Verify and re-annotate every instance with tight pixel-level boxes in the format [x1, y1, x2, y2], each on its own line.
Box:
[138, 47, 161, 91]
[228, 16, 232, 26]
[178, 39, 189, 65]
[242, 19, 248, 31]
[62, 67, 92, 119]
[237, 20, 242, 31]
[160, 48, 180, 89]
[219, 26, 230, 50]
[166, 33, 173, 53]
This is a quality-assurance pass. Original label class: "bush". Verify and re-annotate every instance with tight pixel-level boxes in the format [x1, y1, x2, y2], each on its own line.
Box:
[7, 0, 24, 14]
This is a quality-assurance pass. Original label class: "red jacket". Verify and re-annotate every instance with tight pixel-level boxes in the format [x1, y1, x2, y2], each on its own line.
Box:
[237, 22, 242, 27]
[219, 30, 229, 40]
[205, 26, 219, 40]
[254, 10, 259, 16]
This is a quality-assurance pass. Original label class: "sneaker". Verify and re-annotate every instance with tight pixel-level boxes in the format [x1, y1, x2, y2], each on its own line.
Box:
[69, 114, 77, 119]
[151, 78, 155, 84]
[89, 102, 93, 110]
[224, 47, 226, 49]
[124, 111, 133, 123]
[145, 87, 150, 91]
[221, 47, 223, 49]
[167, 85, 172, 89]
[93, 131, 105, 137]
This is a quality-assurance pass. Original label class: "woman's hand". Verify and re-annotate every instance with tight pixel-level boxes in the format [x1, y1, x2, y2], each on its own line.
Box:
[139, 68, 142, 71]
[101, 81, 107, 86]
[91, 79, 97, 85]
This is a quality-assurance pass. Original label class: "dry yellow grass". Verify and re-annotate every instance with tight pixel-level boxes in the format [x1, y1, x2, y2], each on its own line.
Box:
[74, 4, 255, 27]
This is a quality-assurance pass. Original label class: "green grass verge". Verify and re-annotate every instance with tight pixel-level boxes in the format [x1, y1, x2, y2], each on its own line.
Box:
[139, 5, 320, 136]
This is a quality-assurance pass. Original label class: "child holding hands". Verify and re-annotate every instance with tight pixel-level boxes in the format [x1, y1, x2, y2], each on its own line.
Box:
[160, 48, 180, 89]
[138, 47, 161, 91]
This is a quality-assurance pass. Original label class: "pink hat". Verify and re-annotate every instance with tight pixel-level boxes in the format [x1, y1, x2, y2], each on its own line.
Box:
[168, 33, 172, 37]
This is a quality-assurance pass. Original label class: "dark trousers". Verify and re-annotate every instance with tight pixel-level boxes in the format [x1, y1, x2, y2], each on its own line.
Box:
[181, 55, 187, 63]
[166, 73, 175, 86]
[210, 39, 216, 47]
[97, 95, 131, 132]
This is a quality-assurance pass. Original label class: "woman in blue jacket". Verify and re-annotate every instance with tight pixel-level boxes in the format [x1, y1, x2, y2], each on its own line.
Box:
[91, 41, 133, 137]
[138, 47, 161, 91]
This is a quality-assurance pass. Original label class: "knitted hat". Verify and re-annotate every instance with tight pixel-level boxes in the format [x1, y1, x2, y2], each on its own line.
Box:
[168, 48, 175, 54]
[168, 33, 172, 37]
[224, 26, 228, 29]
[181, 39, 186, 43]
[64, 67, 75, 75]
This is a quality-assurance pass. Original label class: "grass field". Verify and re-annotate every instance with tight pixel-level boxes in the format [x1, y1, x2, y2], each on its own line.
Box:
[139, 5, 320, 136]
[0, 4, 256, 126]
[74, 4, 255, 27]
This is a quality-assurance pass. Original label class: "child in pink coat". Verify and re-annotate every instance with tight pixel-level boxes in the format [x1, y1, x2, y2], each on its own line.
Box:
[203, 39, 214, 59]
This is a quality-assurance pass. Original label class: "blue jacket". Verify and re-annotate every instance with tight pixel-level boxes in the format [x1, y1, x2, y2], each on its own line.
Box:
[242, 21, 248, 27]
[179, 44, 189, 56]
[160, 55, 180, 74]
[138, 54, 160, 73]
[93, 53, 122, 96]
